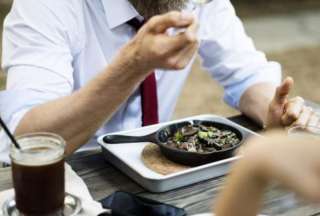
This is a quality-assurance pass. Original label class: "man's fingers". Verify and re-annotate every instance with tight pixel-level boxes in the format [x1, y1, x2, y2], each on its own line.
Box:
[168, 31, 198, 54]
[281, 97, 304, 126]
[185, 17, 199, 36]
[155, 17, 197, 57]
[146, 14, 198, 58]
[147, 11, 195, 33]
[274, 77, 294, 105]
[166, 42, 198, 70]
[167, 14, 198, 49]
[292, 106, 313, 127]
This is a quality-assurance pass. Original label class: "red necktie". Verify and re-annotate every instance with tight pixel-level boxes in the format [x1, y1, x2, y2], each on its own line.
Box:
[127, 18, 159, 126]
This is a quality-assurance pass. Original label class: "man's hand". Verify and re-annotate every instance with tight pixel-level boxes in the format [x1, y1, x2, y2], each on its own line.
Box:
[118, 11, 199, 76]
[14, 11, 198, 155]
[266, 77, 317, 128]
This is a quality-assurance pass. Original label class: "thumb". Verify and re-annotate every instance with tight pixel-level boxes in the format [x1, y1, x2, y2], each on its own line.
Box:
[274, 77, 294, 105]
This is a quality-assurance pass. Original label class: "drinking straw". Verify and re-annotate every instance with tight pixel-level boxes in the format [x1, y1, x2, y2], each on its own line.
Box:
[0, 116, 21, 149]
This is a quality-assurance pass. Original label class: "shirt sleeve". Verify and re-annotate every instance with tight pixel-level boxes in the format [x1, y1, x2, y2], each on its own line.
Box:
[198, 0, 282, 109]
[0, 0, 82, 162]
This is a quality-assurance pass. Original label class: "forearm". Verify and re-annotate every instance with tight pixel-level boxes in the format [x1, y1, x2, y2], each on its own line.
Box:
[239, 82, 277, 126]
[15, 52, 147, 155]
[14, 11, 198, 154]
[215, 159, 268, 216]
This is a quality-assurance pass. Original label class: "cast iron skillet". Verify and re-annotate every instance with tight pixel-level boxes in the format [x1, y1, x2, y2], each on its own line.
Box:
[103, 120, 244, 166]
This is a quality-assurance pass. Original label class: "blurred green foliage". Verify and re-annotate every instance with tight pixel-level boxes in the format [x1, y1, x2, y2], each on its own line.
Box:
[231, 0, 320, 17]
[0, 4, 10, 90]
[0, 74, 5, 90]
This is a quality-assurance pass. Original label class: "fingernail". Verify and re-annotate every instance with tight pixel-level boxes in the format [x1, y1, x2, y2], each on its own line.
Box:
[180, 12, 194, 21]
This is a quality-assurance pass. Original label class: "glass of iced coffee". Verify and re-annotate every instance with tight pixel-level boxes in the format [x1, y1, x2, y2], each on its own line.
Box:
[10, 133, 65, 216]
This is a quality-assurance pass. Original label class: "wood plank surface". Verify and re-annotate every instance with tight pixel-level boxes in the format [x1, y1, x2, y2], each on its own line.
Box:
[67, 149, 145, 200]
[3, 150, 320, 215]
[1, 102, 320, 215]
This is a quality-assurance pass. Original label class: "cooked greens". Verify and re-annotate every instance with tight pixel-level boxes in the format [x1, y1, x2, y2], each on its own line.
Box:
[166, 124, 240, 153]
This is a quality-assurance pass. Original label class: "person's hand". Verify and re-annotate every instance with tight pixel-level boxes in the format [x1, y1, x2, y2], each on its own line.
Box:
[119, 11, 199, 75]
[266, 77, 317, 128]
[243, 132, 320, 202]
[214, 132, 320, 216]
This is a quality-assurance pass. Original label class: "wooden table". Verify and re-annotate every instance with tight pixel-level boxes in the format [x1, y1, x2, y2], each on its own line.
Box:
[1, 102, 320, 216]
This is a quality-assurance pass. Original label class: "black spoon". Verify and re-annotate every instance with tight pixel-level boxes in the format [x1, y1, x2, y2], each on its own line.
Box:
[103, 120, 244, 166]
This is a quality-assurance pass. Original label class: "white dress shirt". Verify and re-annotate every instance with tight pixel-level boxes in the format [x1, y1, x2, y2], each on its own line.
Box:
[0, 0, 281, 163]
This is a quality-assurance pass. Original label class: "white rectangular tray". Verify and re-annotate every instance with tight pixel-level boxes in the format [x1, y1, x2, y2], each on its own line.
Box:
[98, 114, 259, 192]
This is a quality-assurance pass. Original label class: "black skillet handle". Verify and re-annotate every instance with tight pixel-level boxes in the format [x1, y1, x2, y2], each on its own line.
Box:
[103, 133, 157, 144]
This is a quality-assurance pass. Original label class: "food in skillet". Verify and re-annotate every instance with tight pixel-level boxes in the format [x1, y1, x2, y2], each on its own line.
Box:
[166, 124, 240, 153]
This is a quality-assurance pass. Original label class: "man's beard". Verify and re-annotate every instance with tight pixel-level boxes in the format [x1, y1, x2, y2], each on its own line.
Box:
[129, 0, 187, 19]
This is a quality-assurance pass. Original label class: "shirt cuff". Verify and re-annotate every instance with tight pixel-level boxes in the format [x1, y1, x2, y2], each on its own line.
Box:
[224, 62, 282, 109]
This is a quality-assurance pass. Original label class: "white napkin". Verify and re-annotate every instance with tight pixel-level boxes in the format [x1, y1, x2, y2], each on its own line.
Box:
[0, 163, 105, 216]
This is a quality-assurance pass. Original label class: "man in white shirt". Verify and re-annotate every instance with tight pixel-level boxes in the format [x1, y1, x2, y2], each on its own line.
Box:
[0, 0, 315, 163]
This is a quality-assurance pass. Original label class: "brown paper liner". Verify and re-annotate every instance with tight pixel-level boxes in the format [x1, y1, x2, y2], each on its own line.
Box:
[141, 143, 191, 175]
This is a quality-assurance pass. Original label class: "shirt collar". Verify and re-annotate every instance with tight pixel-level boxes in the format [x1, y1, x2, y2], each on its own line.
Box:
[101, 0, 140, 29]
